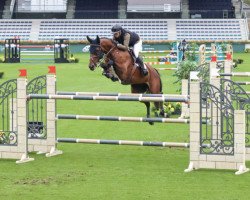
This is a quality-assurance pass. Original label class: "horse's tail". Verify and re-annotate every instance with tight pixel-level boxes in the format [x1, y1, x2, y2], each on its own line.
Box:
[153, 68, 163, 94]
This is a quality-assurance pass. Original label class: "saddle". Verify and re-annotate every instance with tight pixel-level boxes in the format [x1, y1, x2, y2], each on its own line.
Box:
[128, 49, 137, 64]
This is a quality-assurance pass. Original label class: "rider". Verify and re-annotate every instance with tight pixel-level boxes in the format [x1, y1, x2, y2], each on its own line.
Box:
[111, 24, 148, 76]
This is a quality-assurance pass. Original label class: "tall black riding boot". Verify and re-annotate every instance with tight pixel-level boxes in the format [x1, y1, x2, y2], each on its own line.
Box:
[136, 57, 148, 76]
[100, 62, 119, 82]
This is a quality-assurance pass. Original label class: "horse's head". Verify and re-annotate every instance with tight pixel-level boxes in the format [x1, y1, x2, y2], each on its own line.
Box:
[86, 35, 104, 71]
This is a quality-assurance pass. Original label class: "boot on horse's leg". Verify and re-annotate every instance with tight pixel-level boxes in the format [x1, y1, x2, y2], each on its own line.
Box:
[136, 57, 148, 76]
[101, 62, 119, 82]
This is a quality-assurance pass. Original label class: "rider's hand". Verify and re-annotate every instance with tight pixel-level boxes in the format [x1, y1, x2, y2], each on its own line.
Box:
[117, 44, 128, 51]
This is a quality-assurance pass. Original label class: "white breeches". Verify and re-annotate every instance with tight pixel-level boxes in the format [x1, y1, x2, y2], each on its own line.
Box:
[133, 39, 142, 58]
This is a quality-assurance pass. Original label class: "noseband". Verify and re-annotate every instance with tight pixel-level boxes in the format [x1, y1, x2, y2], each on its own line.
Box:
[89, 44, 104, 63]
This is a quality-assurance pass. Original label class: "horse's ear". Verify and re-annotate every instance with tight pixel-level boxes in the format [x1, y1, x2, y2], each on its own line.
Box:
[96, 35, 100, 44]
[86, 36, 92, 43]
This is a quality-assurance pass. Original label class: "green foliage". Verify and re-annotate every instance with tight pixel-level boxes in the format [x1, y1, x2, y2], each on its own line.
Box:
[237, 58, 244, 64]
[185, 42, 199, 61]
[163, 102, 181, 117]
[68, 58, 80, 63]
[177, 42, 199, 86]
[233, 58, 244, 68]
[173, 60, 198, 87]
[245, 48, 250, 53]
[151, 102, 181, 118]
[219, 42, 228, 51]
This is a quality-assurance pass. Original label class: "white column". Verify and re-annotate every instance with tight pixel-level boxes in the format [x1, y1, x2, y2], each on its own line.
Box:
[16, 77, 34, 163]
[185, 79, 200, 172]
[46, 75, 63, 157]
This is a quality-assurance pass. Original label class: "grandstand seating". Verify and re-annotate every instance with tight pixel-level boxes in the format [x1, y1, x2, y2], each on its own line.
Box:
[38, 19, 168, 41]
[37, 19, 250, 41]
[176, 19, 246, 40]
[0, 20, 32, 40]
[0, 19, 248, 41]
[74, 0, 118, 19]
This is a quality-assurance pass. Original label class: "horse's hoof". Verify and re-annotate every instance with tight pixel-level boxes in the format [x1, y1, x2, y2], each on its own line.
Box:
[159, 111, 165, 117]
[149, 122, 154, 125]
[155, 110, 165, 117]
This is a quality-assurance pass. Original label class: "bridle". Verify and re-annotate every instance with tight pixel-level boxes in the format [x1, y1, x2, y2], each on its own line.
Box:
[89, 42, 116, 68]
[89, 44, 104, 67]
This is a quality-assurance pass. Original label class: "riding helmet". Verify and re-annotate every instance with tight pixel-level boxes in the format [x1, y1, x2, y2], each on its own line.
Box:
[111, 24, 122, 33]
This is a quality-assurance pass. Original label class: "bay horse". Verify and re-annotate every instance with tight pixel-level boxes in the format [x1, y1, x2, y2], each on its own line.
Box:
[86, 35, 164, 124]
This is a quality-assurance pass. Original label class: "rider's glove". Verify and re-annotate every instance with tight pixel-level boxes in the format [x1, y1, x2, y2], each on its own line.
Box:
[117, 44, 128, 51]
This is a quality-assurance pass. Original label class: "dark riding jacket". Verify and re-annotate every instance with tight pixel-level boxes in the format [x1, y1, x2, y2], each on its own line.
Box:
[113, 29, 140, 50]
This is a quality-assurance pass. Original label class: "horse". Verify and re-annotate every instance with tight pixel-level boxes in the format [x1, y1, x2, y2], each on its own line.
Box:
[86, 35, 164, 124]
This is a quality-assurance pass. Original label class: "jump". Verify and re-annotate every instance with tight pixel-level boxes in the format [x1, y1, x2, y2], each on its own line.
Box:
[86, 35, 165, 122]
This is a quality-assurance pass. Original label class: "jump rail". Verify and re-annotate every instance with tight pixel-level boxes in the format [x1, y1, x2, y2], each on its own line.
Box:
[156, 68, 178, 70]
[57, 138, 210, 148]
[28, 94, 189, 103]
[56, 92, 179, 97]
[235, 82, 250, 85]
[57, 114, 190, 123]
[220, 72, 250, 77]
[146, 62, 172, 65]
[144, 56, 177, 59]
[20, 45, 54, 48]
[56, 114, 208, 124]
[21, 54, 54, 56]
[141, 50, 172, 53]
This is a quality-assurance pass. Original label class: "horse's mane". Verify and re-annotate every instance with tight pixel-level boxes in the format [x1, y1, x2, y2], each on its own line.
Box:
[100, 37, 116, 46]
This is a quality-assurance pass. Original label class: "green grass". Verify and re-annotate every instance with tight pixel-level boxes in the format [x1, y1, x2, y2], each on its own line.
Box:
[1, 52, 250, 200]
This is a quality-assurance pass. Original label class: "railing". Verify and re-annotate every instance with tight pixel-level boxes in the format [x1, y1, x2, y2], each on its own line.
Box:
[127, 4, 181, 12]
[17, 5, 67, 13]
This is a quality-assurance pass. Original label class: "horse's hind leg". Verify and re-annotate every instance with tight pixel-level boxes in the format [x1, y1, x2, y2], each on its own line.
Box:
[154, 102, 165, 117]
[144, 102, 153, 125]
[148, 80, 164, 117]
[154, 101, 165, 117]
[131, 84, 154, 125]
[148, 71, 165, 117]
